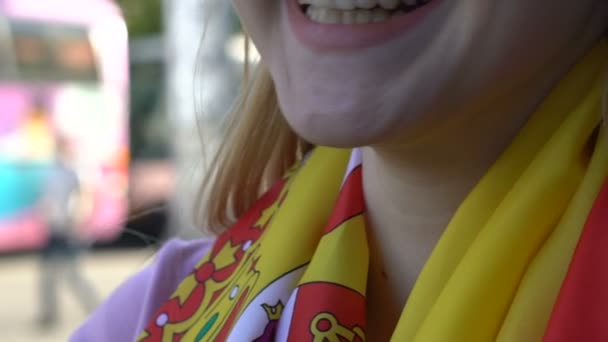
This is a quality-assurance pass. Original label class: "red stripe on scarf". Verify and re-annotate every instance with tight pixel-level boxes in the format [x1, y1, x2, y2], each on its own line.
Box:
[324, 166, 364, 235]
[544, 177, 608, 341]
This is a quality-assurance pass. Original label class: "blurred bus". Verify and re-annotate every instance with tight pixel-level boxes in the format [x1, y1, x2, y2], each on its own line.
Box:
[0, 0, 129, 252]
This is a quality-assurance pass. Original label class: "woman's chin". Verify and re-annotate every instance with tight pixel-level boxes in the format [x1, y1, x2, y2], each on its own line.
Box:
[281, 109, 389, 148]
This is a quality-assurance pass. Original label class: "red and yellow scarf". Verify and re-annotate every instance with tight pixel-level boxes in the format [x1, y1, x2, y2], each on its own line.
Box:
[138, 43, 608, 341]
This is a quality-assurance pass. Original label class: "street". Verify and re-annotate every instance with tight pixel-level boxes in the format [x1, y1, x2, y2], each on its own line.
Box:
[0, 248, 156, 342]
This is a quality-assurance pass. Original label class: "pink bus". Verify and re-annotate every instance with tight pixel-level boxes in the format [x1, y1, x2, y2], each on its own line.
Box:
[0, 0, 129, 252]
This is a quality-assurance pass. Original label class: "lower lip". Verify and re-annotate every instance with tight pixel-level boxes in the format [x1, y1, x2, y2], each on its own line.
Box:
[287, 0, 443, 51]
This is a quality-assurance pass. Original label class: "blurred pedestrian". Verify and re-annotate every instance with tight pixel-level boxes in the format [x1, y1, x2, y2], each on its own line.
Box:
[37, 137, 98, 329]
[21, 92, 55, 162]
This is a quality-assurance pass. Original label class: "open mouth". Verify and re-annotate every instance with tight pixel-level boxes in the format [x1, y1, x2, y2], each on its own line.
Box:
[299, 0, 434, 24]
[288, 0, 442, 50]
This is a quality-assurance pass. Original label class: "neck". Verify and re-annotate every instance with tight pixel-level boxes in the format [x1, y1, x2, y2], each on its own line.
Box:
[361, 38, 602, 328]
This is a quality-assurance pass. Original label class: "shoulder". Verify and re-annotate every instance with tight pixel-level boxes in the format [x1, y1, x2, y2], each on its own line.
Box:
[70, 238, 215, 342]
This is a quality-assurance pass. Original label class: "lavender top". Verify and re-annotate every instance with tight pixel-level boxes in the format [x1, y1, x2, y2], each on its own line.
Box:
[70, 239, 214, 342]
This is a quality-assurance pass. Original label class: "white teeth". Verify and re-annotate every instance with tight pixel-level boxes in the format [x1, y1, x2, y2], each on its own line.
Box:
[298, 0, 431, 10]
[355, 10, 371, 24]
[355, 0, 376, 9]
[333, 0, 356, 10]
[342, 10, 356, 24]
[305, 6, 399, 24]
[299, 0, 433, 25]
[317, 8, 342, 24]
[378, 0, 400, 10]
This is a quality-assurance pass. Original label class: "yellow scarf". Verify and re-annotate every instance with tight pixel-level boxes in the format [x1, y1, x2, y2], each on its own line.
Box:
[138, 42, 608, 342]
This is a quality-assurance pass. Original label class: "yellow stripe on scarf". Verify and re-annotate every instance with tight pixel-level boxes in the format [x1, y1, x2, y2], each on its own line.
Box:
[395, 43, 608, 341]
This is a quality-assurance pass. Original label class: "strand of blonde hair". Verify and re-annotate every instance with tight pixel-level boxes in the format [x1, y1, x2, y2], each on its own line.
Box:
[196, 59, 310, 233]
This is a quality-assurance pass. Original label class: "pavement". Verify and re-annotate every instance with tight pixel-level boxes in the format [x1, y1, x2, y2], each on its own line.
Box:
[0, 248, 157, 342]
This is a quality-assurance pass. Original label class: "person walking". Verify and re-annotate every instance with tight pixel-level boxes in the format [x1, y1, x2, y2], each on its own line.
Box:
[37, 138, 98, 328]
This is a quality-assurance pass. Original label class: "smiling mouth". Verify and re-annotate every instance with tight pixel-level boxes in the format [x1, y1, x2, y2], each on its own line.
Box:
[299, 0, 434, 24]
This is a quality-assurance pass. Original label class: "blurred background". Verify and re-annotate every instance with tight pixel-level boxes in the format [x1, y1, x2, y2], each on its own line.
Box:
[0, 0, 250, 340]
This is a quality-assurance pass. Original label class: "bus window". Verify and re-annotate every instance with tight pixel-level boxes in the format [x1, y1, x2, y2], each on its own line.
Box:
[48, 24, 98, 82]
[0, 17, 17, 79]
[9, 20, 99, 83]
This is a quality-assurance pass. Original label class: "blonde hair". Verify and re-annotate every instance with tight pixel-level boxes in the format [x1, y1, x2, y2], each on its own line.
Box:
[197, 59, 311, 233]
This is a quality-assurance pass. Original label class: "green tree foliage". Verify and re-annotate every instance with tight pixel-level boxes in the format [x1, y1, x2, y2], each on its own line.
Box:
[117, 0, 163, 37]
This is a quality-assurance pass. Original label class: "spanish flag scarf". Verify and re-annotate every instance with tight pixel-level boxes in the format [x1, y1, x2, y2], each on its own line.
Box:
[138, 43, 608, 341]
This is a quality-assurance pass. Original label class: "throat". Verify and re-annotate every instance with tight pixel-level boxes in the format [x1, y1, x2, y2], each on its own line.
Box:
[360, 143, 488, 330]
